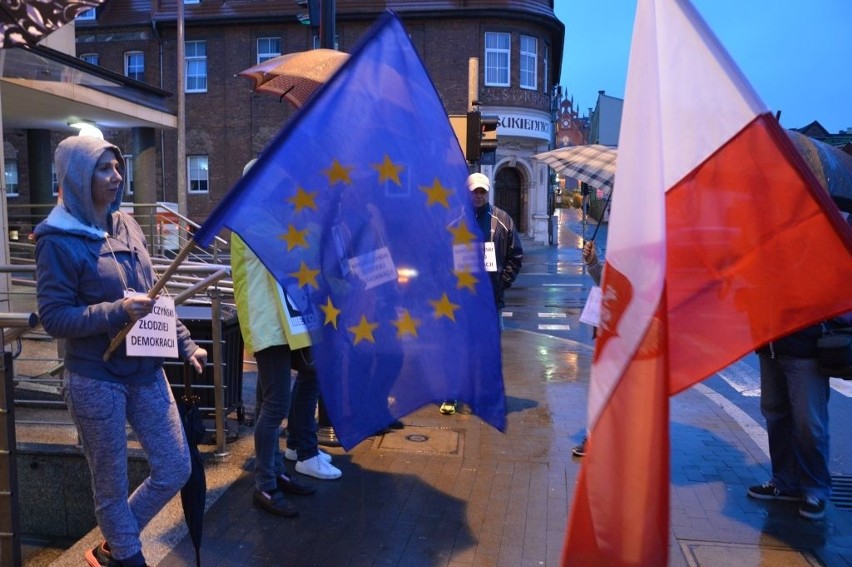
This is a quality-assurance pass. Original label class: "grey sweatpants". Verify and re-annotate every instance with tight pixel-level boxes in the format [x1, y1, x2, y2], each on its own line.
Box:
[63, 370, 191, 562]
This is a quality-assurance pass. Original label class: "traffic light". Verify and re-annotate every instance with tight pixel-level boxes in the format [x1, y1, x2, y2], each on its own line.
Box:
[465, 110, 499, 163]
[295, 0, 319, 26]
[480, 114, 499, 156]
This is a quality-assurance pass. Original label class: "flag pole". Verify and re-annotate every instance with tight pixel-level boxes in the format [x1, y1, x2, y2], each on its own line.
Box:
[102, 240, 195, 361]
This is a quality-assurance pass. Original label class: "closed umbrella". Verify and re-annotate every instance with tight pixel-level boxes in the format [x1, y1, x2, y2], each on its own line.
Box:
[237, 48, 349, 109]
[179, 362, 206, 567]
[0, 0, 106, 48]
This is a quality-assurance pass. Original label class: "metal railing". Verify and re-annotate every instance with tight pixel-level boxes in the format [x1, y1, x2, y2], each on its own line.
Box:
[1, 313, 41, 567]
[7, 202, 230, 268]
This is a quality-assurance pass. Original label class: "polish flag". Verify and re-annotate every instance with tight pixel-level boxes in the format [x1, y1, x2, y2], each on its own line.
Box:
[563, 0, 852, 565]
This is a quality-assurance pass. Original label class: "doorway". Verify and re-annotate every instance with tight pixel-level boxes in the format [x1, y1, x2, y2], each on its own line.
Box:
[494, 167, 524, 232]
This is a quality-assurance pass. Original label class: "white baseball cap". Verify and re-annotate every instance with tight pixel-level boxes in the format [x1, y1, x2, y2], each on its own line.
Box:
[467, 172, 490, 192]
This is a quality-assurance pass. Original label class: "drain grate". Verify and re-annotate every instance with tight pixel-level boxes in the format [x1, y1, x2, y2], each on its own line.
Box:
[831, 475, 852, 510]
[374, 425, 463, 456]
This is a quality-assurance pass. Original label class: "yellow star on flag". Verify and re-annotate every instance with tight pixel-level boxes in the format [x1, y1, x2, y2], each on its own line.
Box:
[324, 159, 353, 185]
[419, 178, 452, 208]
[372, 154, 404, 186]
[392, 309, 421, 338]
[288, 186, 318, 212]
[320, 296, 341, 329]
[453, 269, 478, 292]
[429, 293, 461, 322]
[348, 315, 379, 344]
[289, 261, 320, 289]
[279, 224, 309, 251]
[448, 220, 477, 246]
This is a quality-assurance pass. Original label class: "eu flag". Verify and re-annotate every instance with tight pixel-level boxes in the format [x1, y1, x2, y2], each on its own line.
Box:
[194, 11, 505, 449]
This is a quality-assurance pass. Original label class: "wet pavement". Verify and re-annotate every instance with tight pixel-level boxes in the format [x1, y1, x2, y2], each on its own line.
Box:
[43, 206, 852, 566]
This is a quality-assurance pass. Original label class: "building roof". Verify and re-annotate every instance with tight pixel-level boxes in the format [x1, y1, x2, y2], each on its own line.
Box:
[1, 43, 176, 132]
[77, 0, 564, 87]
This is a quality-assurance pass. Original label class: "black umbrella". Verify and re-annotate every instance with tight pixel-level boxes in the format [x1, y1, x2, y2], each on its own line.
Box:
[179, 362, 206, 567]
[0, 0, 107, 48]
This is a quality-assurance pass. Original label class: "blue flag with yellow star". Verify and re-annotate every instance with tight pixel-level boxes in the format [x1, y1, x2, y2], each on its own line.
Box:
[194, 11, 505, 449]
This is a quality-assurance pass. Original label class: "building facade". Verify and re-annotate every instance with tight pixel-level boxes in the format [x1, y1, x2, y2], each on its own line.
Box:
[7, 1, 564, 243]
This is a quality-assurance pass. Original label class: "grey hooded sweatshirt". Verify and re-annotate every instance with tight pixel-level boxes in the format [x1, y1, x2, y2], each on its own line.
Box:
[34, 135, 199, 382]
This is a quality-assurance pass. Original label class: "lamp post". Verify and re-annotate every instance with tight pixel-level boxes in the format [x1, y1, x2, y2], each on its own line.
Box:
[315, 0, 341, 447]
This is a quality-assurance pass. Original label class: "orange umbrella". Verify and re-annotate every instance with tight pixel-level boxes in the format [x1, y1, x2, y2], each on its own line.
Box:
[238, 48, 349, 108]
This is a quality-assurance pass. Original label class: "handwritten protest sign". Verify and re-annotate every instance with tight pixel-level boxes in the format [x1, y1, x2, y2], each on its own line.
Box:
[125, 295, 179, 358]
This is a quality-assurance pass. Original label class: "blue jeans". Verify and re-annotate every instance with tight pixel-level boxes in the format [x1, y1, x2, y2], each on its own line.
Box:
[287, 348, 319, 461]
[254, 345, 291, 491]
[758, 353, 831, 500]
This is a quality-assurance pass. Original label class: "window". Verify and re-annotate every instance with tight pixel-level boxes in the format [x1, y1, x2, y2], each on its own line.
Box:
[77, 8, 96, 21]
[484, 32, 510, 87]
[187, 155, 209, 193]
[80, 53, 99, 66]
[520, 35, 537, 90]
[124, 51, 144, 82]
[185, 41, 207, 93]
[543, 44, 549, 93]
[123, 155, 134, 195]
[257, 37, 281, 64]
[52, 165, 59, 196]
[5, 161, 18, 196]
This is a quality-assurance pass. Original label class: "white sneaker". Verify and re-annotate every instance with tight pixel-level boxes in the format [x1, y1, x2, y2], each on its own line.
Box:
[296, 455, 342, 480]
[284, 447, 332, 463]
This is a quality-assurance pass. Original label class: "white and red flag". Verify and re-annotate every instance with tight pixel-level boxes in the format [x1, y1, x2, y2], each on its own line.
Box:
[563, 0, 852, 565]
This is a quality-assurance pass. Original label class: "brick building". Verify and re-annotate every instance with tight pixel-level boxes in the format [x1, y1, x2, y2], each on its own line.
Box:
[7, 1, 564, 243]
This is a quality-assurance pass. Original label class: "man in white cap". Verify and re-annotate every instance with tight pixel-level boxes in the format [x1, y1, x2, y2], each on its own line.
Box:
[440, 172, 524, 415]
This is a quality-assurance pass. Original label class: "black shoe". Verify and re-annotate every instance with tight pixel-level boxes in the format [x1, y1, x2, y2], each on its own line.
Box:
[253, 488, 299, 517]
[388, 419, 404, 429]
[799, 496, 826, 520]
[747, 481, 800, 501]
[277, 473, 317, 495]
[572, 438, 587, 457]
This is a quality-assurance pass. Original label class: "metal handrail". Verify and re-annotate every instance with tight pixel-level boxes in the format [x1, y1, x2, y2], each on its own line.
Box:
[6, 201, 231, 269]
[0, 314, 39, 567]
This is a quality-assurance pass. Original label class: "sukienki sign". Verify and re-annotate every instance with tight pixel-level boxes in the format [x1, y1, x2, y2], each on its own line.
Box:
[483, 108, 552, 142]
[125, 295, 179, 358]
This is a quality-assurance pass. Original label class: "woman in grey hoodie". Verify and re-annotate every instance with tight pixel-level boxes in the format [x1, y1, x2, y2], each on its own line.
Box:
[34, 135, 207, 567]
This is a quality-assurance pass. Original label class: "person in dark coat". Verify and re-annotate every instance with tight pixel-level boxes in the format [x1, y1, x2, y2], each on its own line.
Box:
[440, 172, 523, 415]
[748, 324, 832, 520]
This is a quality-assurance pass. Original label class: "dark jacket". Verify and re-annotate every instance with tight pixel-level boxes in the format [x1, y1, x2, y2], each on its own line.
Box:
[474, 203, 523, 309]
[757, 324, 822, 359]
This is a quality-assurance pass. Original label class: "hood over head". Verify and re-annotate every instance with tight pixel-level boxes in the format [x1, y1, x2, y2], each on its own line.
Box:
[54, 135, 126, 229]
